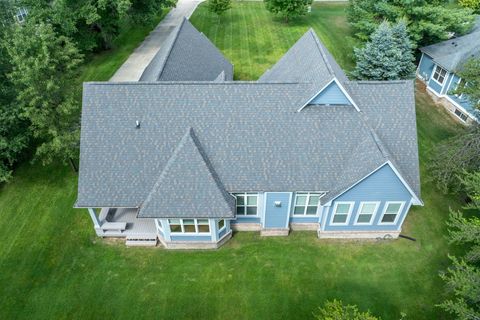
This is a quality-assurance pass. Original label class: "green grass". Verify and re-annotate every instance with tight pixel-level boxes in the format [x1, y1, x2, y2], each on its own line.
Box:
[0, 2, 467, 319]
[190, 1, 358, 80]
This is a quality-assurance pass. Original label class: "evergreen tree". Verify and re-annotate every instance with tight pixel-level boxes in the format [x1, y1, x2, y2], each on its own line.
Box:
[208, 0, 232, 16]
[264, 0, 313, 23]
[391, 20, 416, 79]
[459, 0, 480, 13]
[347, 0, 475, 48]
[352, 22, 406, 80]
[439, 171, 480, 319]
[6, 21, 83, 167]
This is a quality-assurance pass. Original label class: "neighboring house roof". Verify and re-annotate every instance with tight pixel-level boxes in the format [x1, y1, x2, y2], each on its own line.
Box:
[76, 26, 422, 217]
[420, 17, 480, 72]
[138, 128, 236, 219]
[139, 18, 233, 81]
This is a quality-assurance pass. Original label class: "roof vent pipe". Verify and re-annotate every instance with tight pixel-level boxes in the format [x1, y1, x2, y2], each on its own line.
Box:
[136, 120, 141, 129]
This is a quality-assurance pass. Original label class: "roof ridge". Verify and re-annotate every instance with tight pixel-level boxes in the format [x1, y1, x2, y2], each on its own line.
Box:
[155, 17, 188, 80]
[308, 29, 335, 76]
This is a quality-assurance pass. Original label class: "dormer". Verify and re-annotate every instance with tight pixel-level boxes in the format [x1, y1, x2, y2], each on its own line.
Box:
[298, 78, 360, 112]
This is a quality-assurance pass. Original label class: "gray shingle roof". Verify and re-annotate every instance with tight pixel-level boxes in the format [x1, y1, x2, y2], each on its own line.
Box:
[259, 29, 348, 85]
[76, 27, 422, 217]
[420, 17, 480, 72]
[139, 18, 233, 82]
[138, 128, 236, 218]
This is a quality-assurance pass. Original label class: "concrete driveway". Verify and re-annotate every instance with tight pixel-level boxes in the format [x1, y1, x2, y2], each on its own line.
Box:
[110, 0, 204, 82]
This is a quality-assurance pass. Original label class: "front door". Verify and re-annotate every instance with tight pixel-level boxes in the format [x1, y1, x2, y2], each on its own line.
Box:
[263, 192, 291, 229]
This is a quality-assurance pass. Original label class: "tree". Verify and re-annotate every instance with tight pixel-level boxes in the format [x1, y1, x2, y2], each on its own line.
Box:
[347, 0, 476, 48]
[0, 24, 30, 182]
[455, 57, 480, 110]
[459, 0, 480, 13]
[314, 300, 381, 320]
[352, 21, 414, 80]
[6, 21, 83, 167]
[439, 171, 480, 319]
[428, 125, 480, 193]
[264, 0, 313, 23]
[208, 0, 232, 16]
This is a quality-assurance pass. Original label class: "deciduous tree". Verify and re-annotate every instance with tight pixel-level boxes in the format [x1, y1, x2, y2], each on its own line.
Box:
[455, 57, 480, 110]
[264, 0, 313, 23]
[208, 0, 232, 17]
[314, 300, 380, 320]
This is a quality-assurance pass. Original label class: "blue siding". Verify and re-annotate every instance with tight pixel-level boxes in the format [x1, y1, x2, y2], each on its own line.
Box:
[219, 227, 227, 238]
[170, 234, 213, 242]
[309, 81, 351, 105]
[428, 76, 443, 94]
[445, 74, 478, 119]
[324, 164, 413, 231]
[417, 53, 435, 81]
[264, 192, 291, 228]
[290, 217, 319, 224]
[231, 217, 261, 224]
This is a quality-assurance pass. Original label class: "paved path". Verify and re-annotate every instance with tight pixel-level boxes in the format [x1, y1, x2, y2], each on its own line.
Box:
[110, 0, 204, 82]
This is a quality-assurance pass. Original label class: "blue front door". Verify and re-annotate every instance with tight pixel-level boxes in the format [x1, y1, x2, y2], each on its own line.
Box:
[264, 193, 291, 229]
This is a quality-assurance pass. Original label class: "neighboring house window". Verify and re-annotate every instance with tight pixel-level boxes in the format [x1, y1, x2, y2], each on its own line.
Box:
[15, 7, 28, 23]
[168, 218, 210, 233]
[330, 202, 354, 225]
[454, 108, 468, 122]
[233, 193, 258, 216]
[218, 219, 225, 231]
[379, 202, 405, 225]
[293, 192, 320, 215]
[432, 65, 447, 85]
[354, 202, 379, 225]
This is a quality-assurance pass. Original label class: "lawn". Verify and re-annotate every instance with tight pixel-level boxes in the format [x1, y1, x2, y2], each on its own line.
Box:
[0, 2, 466, 320]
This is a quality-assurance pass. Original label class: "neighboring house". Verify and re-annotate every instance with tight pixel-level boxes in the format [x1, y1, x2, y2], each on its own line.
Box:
[76, 18, 423, 249]
[417, 17, 480, 124]
[0, 1, 28, 26]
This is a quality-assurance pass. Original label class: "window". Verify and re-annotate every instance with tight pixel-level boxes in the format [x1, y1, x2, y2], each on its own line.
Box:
[293, 193, 320, 215]
[168, 219, 211, 233]
[380, 202, 404, 225]
[15, 7, 28, 23]
[331, 202, 354, 225]
[454, 109, 468, 122]
[354, 202, 379, 225]
[432, 65, 447, 84]
[217, 219, 225, 231]
[233, 193, 258, 216]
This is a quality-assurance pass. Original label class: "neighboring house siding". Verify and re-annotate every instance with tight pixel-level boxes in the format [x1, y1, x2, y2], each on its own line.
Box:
[417, 53, 436, 81]
[323, 164, 413, 231]
[264, 192, 292, 229]
[309, 81, 351, 105]
[427, 74, 444, 95]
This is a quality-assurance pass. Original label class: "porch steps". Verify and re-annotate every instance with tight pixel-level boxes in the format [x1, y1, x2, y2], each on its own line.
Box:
[125, 234, 158, 247]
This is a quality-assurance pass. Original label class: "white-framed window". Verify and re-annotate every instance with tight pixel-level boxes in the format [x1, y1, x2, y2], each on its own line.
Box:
[14, 7, 28, 23]
[379, 202, 405, 225]
[168, 218, 211, 234]
[432, 65, 447, 85]
[293, 192, 320, 215]
[233, 193, 258, 216]
[454, 108, 468, 122]
[330, 202, 354, 225]
[217, 219, 225, 231]
[354, 202, 380, 225]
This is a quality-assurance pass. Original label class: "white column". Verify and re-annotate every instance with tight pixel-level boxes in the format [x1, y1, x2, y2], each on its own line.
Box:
[210, 219, 219, 242]
[87, 208, 101, 228]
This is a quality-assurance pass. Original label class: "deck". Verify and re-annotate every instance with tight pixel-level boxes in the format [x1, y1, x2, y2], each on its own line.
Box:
[97, 208, 157, 238]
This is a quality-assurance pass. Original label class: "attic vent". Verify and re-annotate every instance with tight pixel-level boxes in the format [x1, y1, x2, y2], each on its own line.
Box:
[135, 120, 141, 129]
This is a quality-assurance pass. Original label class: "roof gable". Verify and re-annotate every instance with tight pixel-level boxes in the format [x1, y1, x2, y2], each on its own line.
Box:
[139, 18, 233, 82]
[299, 78, 360, 112]
[138, 128, 236, 218]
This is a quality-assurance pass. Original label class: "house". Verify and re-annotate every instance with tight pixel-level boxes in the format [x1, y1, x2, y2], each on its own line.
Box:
[76, 18, 423, 249]
[417, 17, 480, 124]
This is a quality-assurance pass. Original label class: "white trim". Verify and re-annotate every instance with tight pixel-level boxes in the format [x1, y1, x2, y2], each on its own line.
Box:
[321, 204, 330, 231]
[379, 201, 405, 225]
[329, 201, 354, 226]
[297, 78, 360, 112]
[397, 199, 413, 231]
[324, 162, 423, 207]
[262, 192, 267, 229]
[444, 95, 478, 122]
[168, 218, 212, 235]
[416, 53, 425, 78]
[232, 192, 259, 217]
[444, 71, 455, 95]
[353, 201, 380, 226]
[285, 193, 293, 228]
[292, 192, 322, 216]
[217, 219, 226, 233]
[431, 65, 448, 86]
